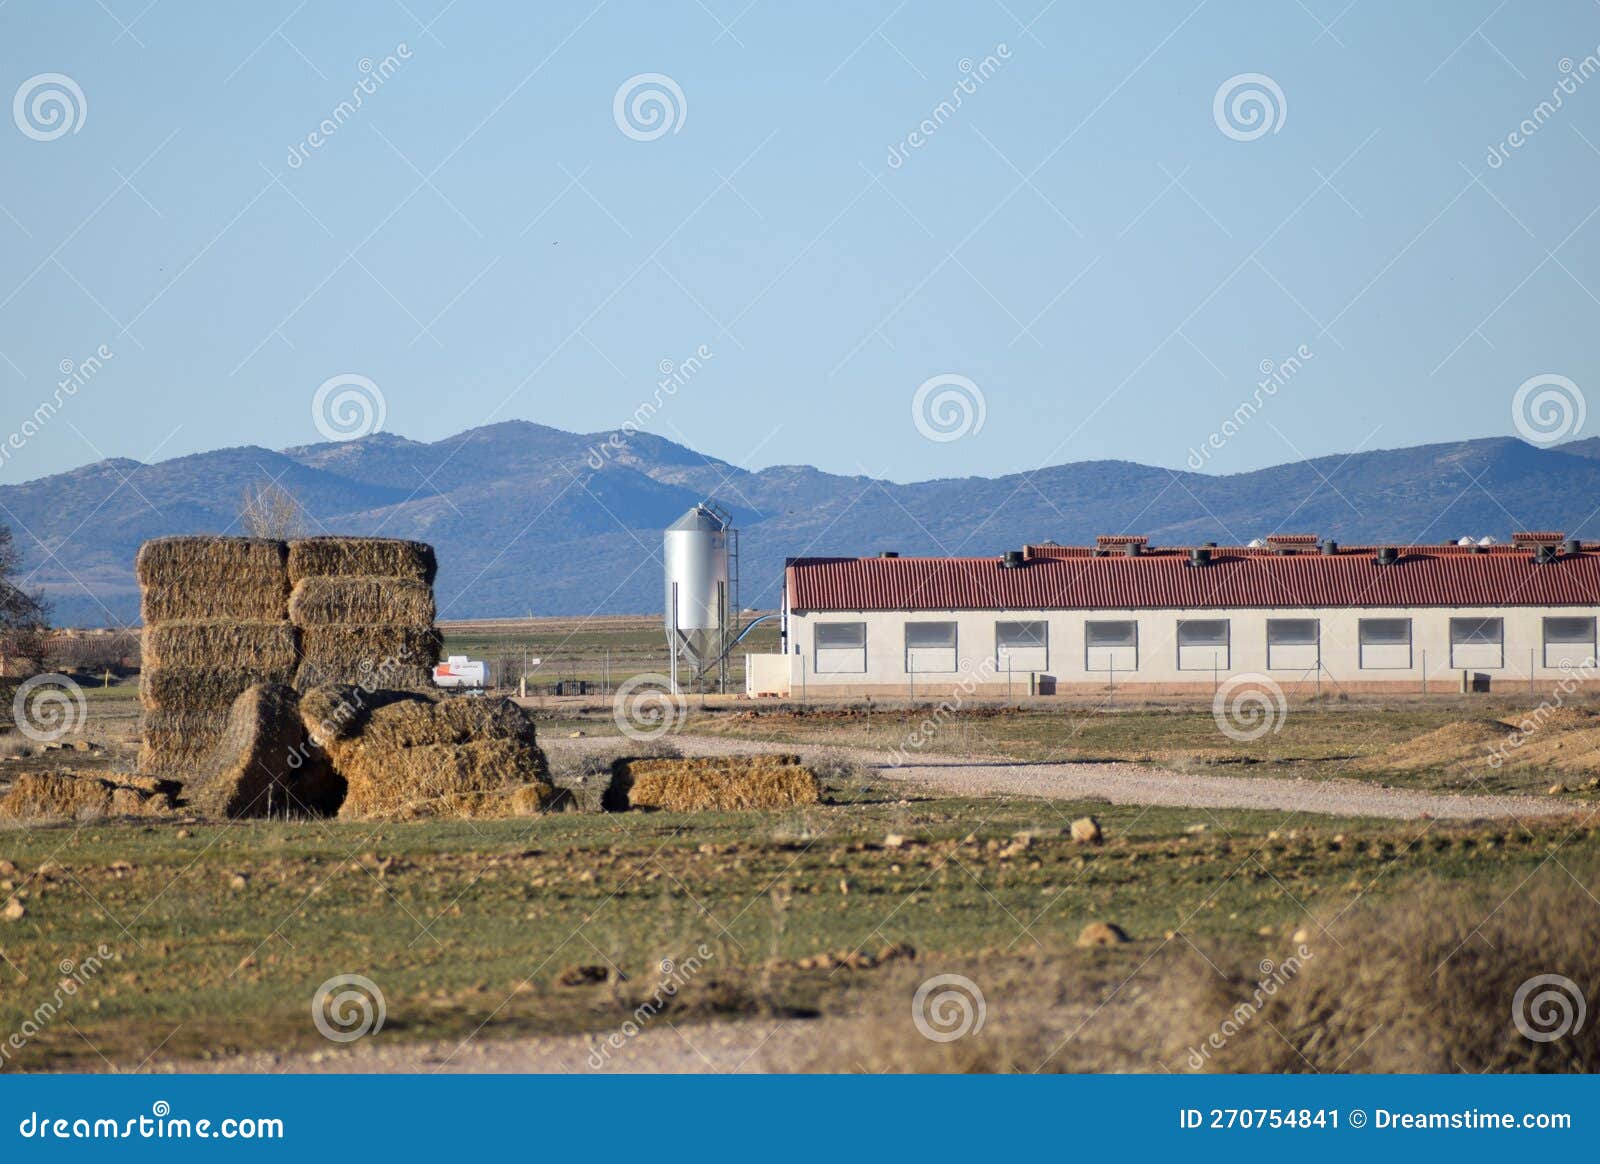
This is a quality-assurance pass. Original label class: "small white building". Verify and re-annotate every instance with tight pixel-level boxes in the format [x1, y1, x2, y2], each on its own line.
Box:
[744, 534, 1600, 697]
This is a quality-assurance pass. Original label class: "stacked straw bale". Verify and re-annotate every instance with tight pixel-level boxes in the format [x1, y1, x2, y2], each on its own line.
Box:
[287, 537, 440, 691]
[300, 689, 553, 820]
[606, 755, 820, 813]
[136, 537, 292, 776]
[192, 683, 340, 819]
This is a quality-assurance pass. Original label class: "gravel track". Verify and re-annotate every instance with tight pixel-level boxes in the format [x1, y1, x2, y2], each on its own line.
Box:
[547, 734, 1567, 822]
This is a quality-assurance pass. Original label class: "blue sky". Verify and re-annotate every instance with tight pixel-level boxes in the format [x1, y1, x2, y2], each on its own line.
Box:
[2, 0, 1599, 485]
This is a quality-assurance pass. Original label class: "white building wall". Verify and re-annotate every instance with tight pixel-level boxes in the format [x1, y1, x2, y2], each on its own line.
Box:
[763, 604, 1600, 696]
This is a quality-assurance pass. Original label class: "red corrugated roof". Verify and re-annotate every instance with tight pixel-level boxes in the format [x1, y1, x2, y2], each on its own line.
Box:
[786, 547, 1600, 612]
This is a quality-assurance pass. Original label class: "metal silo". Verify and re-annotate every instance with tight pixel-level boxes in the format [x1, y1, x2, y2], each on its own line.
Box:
[664, 503, 737, 693]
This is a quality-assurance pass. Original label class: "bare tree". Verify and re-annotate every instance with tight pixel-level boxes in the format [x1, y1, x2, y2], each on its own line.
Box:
[1, 522, 52, 705]
[240, 479, 306, 538]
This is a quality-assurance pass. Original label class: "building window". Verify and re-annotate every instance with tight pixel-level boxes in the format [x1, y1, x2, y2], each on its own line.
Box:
[1449, 617, 1504, 670]
[1358, 618, 1412, 670]
[995, 620, 1048, 672]
[905, 621, 958, 673]
[1177, 619, 1229, 671]
[814, 621, 866, 674]
[1543, 616, 1597, 669]
[1266, 618, 1319, 671]
[1085, 619, 1137, 673]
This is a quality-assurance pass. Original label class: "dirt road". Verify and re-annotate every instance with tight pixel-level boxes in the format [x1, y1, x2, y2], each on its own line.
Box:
[548, 734, 1565, 821]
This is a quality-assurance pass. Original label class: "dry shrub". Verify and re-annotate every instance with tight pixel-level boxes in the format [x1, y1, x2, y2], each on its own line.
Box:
[193, 683, 337, 819]
[287, 537, 437, 585]
[141, 620, 299, 671]
[287, 576, 436, 625]
[609, 756, 819, 812]
[1178, 875, 1600, 1073]
[136, 537, 289, 623]
[337, 738, 552, 820]
[293, 625, 440, 690]
[0, 771, 179, 821]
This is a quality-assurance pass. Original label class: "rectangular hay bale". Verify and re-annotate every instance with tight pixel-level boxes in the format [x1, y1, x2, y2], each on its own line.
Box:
[137, 536, 290, 622]
[287, 576, 436, 626]
[287, 537, 437, 585]
[611, 756, 820, 813]
[140, 665, 298, 713]
[293, 625, 441, 691]
[141, 620, 299, 671]
[336, 738, 551, 820]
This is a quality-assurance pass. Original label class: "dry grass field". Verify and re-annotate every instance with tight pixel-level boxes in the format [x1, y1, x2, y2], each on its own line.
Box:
[2, 687, 1598, 1072]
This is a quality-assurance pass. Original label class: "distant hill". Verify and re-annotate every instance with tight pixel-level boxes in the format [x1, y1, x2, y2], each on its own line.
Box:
[5, 422, 1600, 626]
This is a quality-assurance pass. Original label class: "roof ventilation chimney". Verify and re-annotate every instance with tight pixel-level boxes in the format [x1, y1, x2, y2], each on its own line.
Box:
[1187, 547, 1212, 567]
[1123, 540, 1141, 557]
[1374, 546, 1399, 566]
[1000, 550, 1025, 569]
[879, 550, 899, 558]
[1320, 539, 1338, 555]
[1534, 544, 1558, 565]
[1566, 538, 1583, 556]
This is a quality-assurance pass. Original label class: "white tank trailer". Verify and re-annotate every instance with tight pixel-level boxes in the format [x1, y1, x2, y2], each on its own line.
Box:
[664, 502, 738, 693]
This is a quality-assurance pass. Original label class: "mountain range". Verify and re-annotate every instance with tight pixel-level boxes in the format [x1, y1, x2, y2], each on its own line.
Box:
[6, 422, 1600, 627]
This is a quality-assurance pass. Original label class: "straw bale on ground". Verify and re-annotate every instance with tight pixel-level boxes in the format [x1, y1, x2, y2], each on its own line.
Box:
[0, 771, 179, 821]
[607, 755, 820, 813]
[287, 537, 437, 585]
[192, 683, 338, 819]
[287, 576, 436, 626]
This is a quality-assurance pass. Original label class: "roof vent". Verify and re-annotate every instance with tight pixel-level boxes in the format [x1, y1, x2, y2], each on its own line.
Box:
[1374, 546, 1399, 566]
[1095, 534, 1148, 550]
[1187, 547, 1212, 567]
[1512, 530, 1564, 549]
[1566, 538, 1583, 556]
[1000, 550, 1025, 569]
[879, 550, 899, 558]
[1123, 540, 1142, 557]
[1534, 544, 1558, 565]
[1266, 534, 1318, 554]
[1320, 539, 1339, 556]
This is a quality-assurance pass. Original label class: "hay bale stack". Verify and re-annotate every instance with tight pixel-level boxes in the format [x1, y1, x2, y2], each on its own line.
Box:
[137, 537, 297, 778]
[0, 771, 180, 821]
[136, 534, 443, 781]
[306, 691, 552, 820]
[137, 536, 289, 623]
[193, 684, 339, 819]
[608, 755, 820, 813]
[287, 538, 440, 690]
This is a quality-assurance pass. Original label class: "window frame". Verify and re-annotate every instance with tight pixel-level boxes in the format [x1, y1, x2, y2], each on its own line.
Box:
[994, 619, 1049, 672]
[1449, 617, 1505, 670]
[1083, 619, 1138, 672]
[1265, 617, 1320, 671]
[812, 621, 867, 674]
[1176, 618, 1230, 671]
[1358, 617, 1413, 670]
[1543, 615, 1597, 669]
[903, 620, 959, 674]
